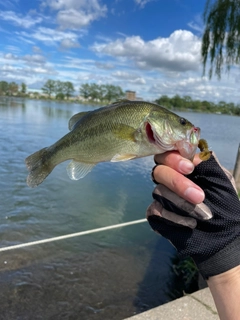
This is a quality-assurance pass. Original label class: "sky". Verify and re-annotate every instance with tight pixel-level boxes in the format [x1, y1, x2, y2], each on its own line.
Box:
[0, 0, 240, 103]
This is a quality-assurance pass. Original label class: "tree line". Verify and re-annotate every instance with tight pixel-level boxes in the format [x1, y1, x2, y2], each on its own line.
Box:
[155, 94, 240, 116]
[41, 80, 74, 100]
[0, 80, 125, 103]
[41, 80, 124, 102]
[0, 81, 26, 96]
[79, 83, 124, 102]
[1, 79, 240, 116]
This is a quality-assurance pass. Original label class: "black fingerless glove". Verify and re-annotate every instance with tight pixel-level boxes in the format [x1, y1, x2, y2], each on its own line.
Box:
[148, 155, 240, 279]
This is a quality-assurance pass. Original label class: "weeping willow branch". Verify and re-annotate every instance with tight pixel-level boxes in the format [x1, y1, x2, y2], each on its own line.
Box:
[202, 0, 240, 79]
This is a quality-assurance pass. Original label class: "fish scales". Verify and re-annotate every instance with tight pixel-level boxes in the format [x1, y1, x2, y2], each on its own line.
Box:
[25, 100, 200, 187]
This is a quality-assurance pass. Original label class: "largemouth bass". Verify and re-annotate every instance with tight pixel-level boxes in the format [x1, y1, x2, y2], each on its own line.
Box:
[25, 100, 200, 187]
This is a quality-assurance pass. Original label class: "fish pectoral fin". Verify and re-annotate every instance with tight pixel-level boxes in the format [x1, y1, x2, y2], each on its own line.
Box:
[68, 111, 90, 131]
[112, 124, 136, 142]
[66, 160, 95, 180]
[111, 154, 136, 162]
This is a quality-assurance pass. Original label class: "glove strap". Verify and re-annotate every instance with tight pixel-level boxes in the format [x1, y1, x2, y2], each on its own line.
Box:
[196, 237, 240, 279]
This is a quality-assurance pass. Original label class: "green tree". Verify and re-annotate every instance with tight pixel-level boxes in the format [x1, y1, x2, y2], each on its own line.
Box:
[89, 83, 101, 100]
[104, 84, 124, 102]
[79, 83, 91, 99]
[54, 80, 64, 96]
[171, 94, 184, 110]
[155, 95, 172, 108]
[183, 95, 192, 107]
[42, 79, 55, 98]
[0, 81, 9, 95]
[8, 82, 18, 95]
[202, 0, 240, 78]
[79, 83, 124, 102]
[56, 92, 65, 100]
[32, 92, 40, 99]
[98, 85, 107, 102]
[21, 83, 27, 94]
[63, 81, 75, 100]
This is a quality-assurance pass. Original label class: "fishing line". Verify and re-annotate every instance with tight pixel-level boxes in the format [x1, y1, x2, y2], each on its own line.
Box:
[0, 219, 147, 253]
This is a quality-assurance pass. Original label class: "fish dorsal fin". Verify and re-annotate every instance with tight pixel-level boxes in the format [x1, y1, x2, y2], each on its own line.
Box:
[66, 160, 95, 180]
[68, 111, 90, 131]
[111, 154, 136, 162]
[112, 124, 136, 142]
[111, 99, 131, 105]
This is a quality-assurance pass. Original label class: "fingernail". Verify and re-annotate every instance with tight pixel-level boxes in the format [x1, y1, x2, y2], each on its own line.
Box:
[184, 187, 205, 204]
[179, 160, 194, 174]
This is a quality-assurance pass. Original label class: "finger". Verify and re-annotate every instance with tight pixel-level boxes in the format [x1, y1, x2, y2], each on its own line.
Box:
[154, 151, 200, 175]
[152, 165, 205, 204]
[153, 184, 212, 220]
[147, 200, 197, 229]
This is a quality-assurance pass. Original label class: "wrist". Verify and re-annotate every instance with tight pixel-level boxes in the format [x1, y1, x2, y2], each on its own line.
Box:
[207, 266, 240, 320]
[207, 265, 240, 287]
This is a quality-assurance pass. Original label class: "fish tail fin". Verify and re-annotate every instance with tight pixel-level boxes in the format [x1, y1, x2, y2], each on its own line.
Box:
[25, 147, 54, 188]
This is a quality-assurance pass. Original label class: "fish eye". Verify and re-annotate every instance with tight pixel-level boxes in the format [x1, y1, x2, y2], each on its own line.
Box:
[179, 118, 187, 125]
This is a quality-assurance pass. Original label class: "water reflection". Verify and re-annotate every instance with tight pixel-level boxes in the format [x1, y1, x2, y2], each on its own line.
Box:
[42, 105, 73, 119]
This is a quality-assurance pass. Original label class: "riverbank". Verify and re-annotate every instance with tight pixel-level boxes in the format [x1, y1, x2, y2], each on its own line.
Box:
[1, 95, 240, 117]
[124, 287, 219, 320]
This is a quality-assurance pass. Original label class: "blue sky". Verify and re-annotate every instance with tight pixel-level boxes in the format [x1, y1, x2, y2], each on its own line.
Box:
[0, 0, 239, 103]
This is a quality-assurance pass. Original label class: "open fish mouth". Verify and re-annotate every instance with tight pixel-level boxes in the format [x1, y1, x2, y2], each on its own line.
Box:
[145, 121, 201, 157]
[175, 126, 201, 159]
[189, 126, 201, 145]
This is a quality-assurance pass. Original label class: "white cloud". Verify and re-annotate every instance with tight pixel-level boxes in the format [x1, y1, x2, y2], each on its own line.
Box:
[57, 9, 96, 29]
[22, 54, 47, 64]
[111, 70, 146, 84]
[4, 45, 21, 54]
[4, 53, 46, 65]
[188, 15, 204, 34]
[42, 0, 107, 30]
[17, 27, 80, 47]
[0, 10, 42, 28]
[92, 30, 202, 73]
[0, 51, 55, 84]
[95, 62, 114, 70]
[147, 71, 240, 103]
[0, 63, 56, 82]
[43, 0, 106, 12]
[112, 70, 140, 79]
[134, 0, 155, 8]
[0, 0, 19, 10]
[4, 52, 18, 60]
[60, 38, 80, 49]
[33, 46, 42, 53]
[129, 77, 146, 84]
[188, 21, 203, 34]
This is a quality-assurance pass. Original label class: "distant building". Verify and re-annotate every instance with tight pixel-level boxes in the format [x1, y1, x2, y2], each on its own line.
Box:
[125, 90, 136, 100]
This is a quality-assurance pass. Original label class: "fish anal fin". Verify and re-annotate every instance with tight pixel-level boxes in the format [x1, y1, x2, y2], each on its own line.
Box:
[66, 160, 95, 180]
[111, 154, 136, 162]
[68, 112, 90, 131]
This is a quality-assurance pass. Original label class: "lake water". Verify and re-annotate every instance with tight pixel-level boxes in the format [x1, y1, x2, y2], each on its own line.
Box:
[0, 97, 239, 319]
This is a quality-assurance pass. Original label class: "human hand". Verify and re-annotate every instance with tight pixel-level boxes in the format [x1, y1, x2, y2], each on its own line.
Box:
[147, 152, 240, 279]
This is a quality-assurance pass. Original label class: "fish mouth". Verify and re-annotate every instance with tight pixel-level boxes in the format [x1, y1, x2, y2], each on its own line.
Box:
[189, 126, 201, 145]
[176, 126, 201, 159]
[145, 122, 201, 159]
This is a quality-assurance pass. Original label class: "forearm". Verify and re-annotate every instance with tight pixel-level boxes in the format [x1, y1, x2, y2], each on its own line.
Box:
[207, 266, 240, 320]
